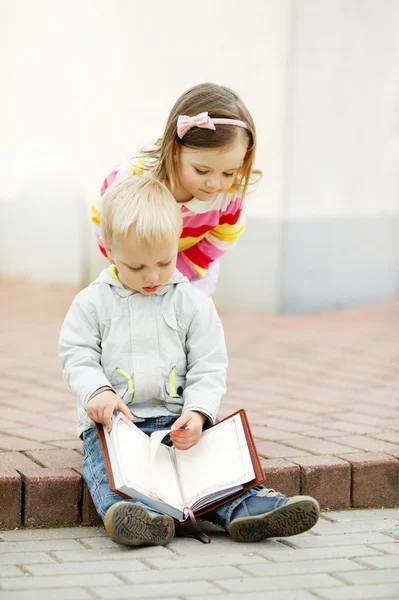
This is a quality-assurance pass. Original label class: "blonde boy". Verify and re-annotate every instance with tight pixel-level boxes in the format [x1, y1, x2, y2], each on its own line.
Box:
[59, 177, 319, 547]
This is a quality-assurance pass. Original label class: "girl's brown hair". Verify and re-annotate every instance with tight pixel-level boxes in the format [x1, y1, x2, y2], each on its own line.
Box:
[140, 82, 261, 197]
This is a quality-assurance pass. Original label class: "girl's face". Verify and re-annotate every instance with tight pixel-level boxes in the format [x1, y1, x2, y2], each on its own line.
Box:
[174, 134, 248, 202]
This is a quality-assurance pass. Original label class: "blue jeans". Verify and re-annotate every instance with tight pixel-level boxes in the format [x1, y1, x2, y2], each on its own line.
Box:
[82, 416, 261, 529]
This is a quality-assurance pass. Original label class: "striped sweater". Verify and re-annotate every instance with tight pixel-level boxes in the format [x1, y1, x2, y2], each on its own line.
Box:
[90, 160, 245, 280]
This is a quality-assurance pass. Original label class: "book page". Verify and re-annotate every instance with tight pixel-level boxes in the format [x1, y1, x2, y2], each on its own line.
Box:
[149, 429, 183, 510]
[175, 414, 255, 508]
[113, 418, 153, 496]
[112, 418, 183, 510]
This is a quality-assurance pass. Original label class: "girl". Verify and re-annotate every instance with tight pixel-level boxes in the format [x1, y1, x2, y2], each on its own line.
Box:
[90, 82, 260, 295]
[87, 84, 320, 543]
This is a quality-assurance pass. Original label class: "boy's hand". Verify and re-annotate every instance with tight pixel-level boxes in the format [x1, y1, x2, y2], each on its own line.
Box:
[170, 411, 207, 451]
[86, 390, 133, 432]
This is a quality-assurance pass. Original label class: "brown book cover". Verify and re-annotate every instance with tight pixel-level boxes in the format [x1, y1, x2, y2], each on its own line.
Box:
[95, 408, 265, 521]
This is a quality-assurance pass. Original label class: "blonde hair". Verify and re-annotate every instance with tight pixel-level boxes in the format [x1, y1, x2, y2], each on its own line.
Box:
[101, 176, 182, 250]
[140, 82, 261, 196]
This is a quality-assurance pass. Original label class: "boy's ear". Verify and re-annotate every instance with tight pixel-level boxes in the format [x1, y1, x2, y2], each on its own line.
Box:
[104, 245, 113, 260]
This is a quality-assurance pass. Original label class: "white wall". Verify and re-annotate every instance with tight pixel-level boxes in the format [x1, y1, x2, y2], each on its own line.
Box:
[0, 0, 291, 292]
[285, 0, 399, 221]
[1, 0, 397, 311]
[280, 0, 399, 313]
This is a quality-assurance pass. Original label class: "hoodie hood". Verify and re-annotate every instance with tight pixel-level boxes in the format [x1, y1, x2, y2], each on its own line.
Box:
[90, 265, 189, 297]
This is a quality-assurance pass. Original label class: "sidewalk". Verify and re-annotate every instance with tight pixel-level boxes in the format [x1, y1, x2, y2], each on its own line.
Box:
[0, 280, 398, 529]
[0, 509, 398, 599]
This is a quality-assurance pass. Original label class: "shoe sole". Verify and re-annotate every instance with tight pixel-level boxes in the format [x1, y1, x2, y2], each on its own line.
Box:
[104, 503, 175, 546]
[229, 498, 320, 543]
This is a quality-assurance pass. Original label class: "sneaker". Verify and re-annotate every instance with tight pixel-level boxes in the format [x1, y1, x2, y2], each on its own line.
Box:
[104, 502, 175, 546]
[229, 488, 320, 543]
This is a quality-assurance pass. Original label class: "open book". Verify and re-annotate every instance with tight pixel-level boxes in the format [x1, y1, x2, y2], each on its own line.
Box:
[96, 409, 265, 523]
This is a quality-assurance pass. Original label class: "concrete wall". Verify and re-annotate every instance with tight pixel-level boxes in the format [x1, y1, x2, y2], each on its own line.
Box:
[280, 0, 399, 312]
[1, 0, 397, 313]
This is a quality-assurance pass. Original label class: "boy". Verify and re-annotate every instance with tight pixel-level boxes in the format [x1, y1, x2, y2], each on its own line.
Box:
[59, 177, 319, 546]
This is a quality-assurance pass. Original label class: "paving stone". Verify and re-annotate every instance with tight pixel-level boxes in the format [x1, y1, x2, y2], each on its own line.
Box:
[0, 590, 90, 600]
[291, 456, 350, 510]
[25, 558, 148, 576]
[325, 508, 399, 522]
[17, 416, 76, 437]
[372, 431, 399, 444]
[0, 419, 22, 432]
[1, 573, 122, 590]
[47, 440, 84, 451]
[0, 526, 107, 542]
[339, 453, 399, 508]
[145, 553, 269, 569]
[386, 529, 399, 539]
[312, 583, 399, 599]
[0, 406, 30, 422]
[323, 420, 388, 435]
[252, 425, 307, 441]
[312, 519, 399, 535]
[260, 418, 318, 434]
[185, 594, 316, 600]
[344, 413, 398, 430]
[9, 396, 58, 414]
[260, 544, 385, 562]
[0, 452, 41, 473]
[0, 539, 84, 553]
[256, 440, 312, 458]
[369, 543, 399, 555]
[0, 468, 21, 529]
[79, 536, 118, 549]
[330, 435, 399, 453]
[266, 409, 323, 425]
[0, 552, 56, 565]
[22, 468, 82, 527]
[168, 534, 288, 555]
[92, 580, 220, 598]
[0, 565, 25, 577]
[359, 554, 399, 569]
[81, 480, 103, 526]
[260, 458, 300, 496]
[0, 435, 51, 451]
[217, 573, 343, 592]
[301, 427, 350, 438]
[281, 437, 360, 456]
[242, 557, 364, 577]
[121, 565, 246, 584]
[14, 428, 74, 443]
[287, 531, 395, 549]
[52, 545, 176, 561]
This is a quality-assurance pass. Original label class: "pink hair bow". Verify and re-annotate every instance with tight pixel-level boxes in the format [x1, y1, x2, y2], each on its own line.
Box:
[177, 112, 249, 139]
[177, 112, 216, 139]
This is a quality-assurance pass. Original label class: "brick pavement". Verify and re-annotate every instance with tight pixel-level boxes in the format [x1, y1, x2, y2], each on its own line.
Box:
[0, 280, 398, 529]
[0, 509, 398, 599]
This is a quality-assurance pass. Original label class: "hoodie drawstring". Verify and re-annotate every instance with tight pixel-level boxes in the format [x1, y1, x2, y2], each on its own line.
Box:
[115, 368, 134, 394]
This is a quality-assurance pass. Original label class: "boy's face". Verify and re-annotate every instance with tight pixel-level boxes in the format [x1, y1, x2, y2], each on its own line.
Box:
[105, 233, 178, 295]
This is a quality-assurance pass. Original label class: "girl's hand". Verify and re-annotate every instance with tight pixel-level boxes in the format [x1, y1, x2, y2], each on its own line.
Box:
[170, 411, 207, 450]
[86, 390, 133, 432]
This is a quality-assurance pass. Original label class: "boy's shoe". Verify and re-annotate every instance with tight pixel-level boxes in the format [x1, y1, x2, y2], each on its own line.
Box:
[228, 488, 320, 543]
[104, 502, 175, 546]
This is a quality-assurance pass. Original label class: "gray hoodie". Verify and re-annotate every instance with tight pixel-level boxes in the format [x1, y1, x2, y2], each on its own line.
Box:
[59, 267, 228, 436]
